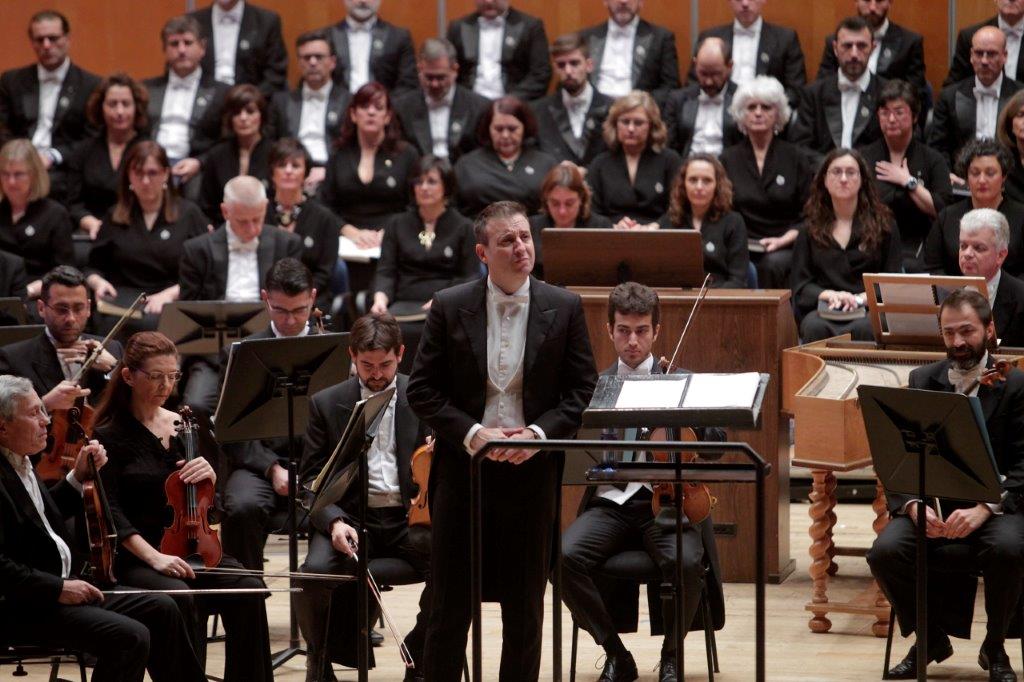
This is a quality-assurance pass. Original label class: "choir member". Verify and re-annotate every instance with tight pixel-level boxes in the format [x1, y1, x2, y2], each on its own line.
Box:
[189, 0, 288, 95]
[662, 37, 741, 158]
[318, 0, 417, 95]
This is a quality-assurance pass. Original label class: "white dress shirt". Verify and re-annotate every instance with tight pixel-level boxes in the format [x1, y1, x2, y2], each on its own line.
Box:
[691, 89, 726, 155]
[360, 377, 404, 507]
[225, 227, 260, 301]
[868, 19, 889, 75]
[463, 278, 546, 452]
[1001, 15, 1024, 79]
[837, 69, 871, 149]
[3, 447, 81, 579]
[975, 74, 1003, 140]
[596, 16, 639, 98]
[426, 86, 456, 158]
[562, 82, 594, 140]
[270, 321, 310, 338]
[157, 68, 202, 161]
[988, 269, 1002, 308]
[347, 16, 376, 93]
[298, 81, 332, 164]
[211, 0, 244, 85]
[475, 13, 507, 99]
[595, 355, 655, 505]
[32, 57, 71, 157]
[731, 17, 763, 85]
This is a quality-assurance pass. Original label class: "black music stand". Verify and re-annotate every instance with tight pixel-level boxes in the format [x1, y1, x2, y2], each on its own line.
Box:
[858, 385, 1003, 682]
[214, 333, 351, 669]
[0, 324, 44, 347]
[307, 387, 395, 682]
[157, 301, 269, 356]
[541, 228, 705, 288]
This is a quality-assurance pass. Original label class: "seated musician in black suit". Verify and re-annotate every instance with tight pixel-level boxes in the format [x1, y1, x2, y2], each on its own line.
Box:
[531, 32, 613, 168]
[298, 312, 430, 682]
[393, 38, 491, 163]
[0, 10, 101, 202]
[945, 1, 1024, 87]
[220, 258, 318, 570]
[0, 266, 121, 413]
[0, 375, 206, 682]
[561, 282, 724, 682]
[317, 0, 417, 96]
[867, 287, 1024, 681]
[956, 208, 1024, 347]
[0, 249, 27, 303]
[663, 37, 741, 158]
[189, 0, 288, 96]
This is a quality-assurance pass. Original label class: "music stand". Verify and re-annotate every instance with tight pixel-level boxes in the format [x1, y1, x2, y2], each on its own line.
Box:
[858, 385, 1002, 682]
[541, 228, 705, 288]
[0, 324, 44, 347]
[214, 333, 351, 669]
[0, 297, 27, 326]
[157, 301, 269, 356]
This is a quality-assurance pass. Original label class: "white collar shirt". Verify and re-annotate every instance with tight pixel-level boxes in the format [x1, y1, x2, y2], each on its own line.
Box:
[595, 354, 655, 504]
[1001, 15, 1024, 79]
[270, 321, 310, 338]
[562, 82, 594, 139]
[692, 88, 726, 155]
[731, 16, 763, 85]
[426, 86, 457, 158]
[211, 1, 244, 85]
[475, 12, 507, 99]
[596, 16, 639, 98]
[360, 377, 403, 507]
[837, 69, 871, 149]
[868, 19, 889, 74]
[225, 226, 260, 301]
[299, 81, 333, 164]
[975, 74, 1004, 139]
[32, 58, 70, 152]
[44, 326, 81, 380]
[989, 269, 1002, 308]
[346, 16, 377, 93]
[157, 68, 202, 161]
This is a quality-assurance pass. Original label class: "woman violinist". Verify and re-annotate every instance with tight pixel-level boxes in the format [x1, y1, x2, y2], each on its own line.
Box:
[94, 331, 273, 682]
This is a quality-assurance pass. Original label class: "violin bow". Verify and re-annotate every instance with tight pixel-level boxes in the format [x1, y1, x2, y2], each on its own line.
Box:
[664, 274, 712, 374]
[71, 292, 148, 385]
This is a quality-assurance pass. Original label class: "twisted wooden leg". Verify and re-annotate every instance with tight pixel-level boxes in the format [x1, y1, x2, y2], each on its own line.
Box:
[871, 480, 892, 637]
[808, 469, 837, 633]
[826, 474, 839, 576]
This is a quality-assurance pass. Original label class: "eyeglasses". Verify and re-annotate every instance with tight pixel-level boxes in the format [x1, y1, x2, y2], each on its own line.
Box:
[132, 369, 182, 383]
[42, 301, 89, 317]
[267, 304, 312, 318]
[298, 53, 331, 63]
[879, 107, 912, 120]
[827, 167, 861, 179]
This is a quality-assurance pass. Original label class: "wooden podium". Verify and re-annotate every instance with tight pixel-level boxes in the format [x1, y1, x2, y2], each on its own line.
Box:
[569, 287, 798, 583]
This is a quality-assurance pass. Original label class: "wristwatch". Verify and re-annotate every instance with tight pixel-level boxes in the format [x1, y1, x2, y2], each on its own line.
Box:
[904, 176, 919, 191]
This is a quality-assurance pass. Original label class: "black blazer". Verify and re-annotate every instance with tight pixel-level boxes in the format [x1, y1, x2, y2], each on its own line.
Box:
[190, 2, 288, 95]
[0, 333, 123, 400]
[923, 198, 1024, 277]
[946, 16, 1024, 86]
[447, 8, 552, 101]
[0, 199, 75, 280]
[994, 270, 1024, 347]
[816, 22, 926, 92]
[453, 146, 558, 217]
[531, 89, 613, 167]
[662, 81, 742, 157]
[0, 62, 101, 163]
[690, 21, 806, 106]
[579, 18, 680, 104]
[143, 72, 230, 159]
[322, 18, 417, 95]
[269, 85, 349, 154]
[199, 136, 273, 221]
[394, 85, 491, 162]
[319, 142, 420, 229]
[657, 210, 750, 288]
[928, 76, 1023, 167]
[65, 134, 147, 227]
[790, 73, 886, 155]
[0, 250, 27, 302]
[263, 199, 340, 310]
[588, 147, 683, 223]
[177, 224, 304, 300]
[301, 374, 420, 533]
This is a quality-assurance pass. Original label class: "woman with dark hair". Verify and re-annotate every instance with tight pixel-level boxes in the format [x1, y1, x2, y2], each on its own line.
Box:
[85, 141, 208, 323]
[94, 331, 273, 682]
[792, 148, 902, 342]
[199, 84, 272, 222]
[996, 89, 1024, 204]
[266, 138, 340, 310]
[453, 95, 558, 216]
[659, 154, 750, 289]
[923, 138, 1024, 277]
[319, 81, 420, 249]
[371, 155, 478, 370]
[859, 79, 950, 272]
[588, 90, 682, 224]
[66, 72, 149, 240]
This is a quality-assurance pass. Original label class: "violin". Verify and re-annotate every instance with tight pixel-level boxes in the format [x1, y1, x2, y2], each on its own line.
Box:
[408, 439, 434, 529]
[161, 406, 222, 569]
[82, 447, 118, 587]
[647, 427, 717, 525]
[312, 307, 327, 335]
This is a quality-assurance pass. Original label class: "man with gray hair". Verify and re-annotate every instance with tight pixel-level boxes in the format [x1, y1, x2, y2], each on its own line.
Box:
[958, 207, 1024, 346]
[394, 37, 491, 161]
[0, 376, 206, 682]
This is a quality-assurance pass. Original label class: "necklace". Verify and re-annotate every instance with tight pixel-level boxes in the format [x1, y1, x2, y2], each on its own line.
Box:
[418, 224, 436, 250]
[276, 200, 303, 228]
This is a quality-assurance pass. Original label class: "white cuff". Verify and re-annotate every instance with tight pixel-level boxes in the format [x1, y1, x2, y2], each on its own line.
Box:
[464, 423, 484, 454]
[527, 424, 546, 441]
[65, 469, 84, 494]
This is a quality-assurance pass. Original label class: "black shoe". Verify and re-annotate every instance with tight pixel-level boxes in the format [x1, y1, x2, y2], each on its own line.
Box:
[886, 640, 954, 679]
[402, 668, 426, 682]
[370, 628, 384, 647]
[979, 644, 1018, 682]
[658, 656, 678, 682]
[598, 651, 638, 682]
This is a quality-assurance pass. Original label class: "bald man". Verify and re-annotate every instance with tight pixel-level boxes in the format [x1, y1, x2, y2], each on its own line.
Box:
[946, 0, 1024, 86]
[663, 36, 741, 157]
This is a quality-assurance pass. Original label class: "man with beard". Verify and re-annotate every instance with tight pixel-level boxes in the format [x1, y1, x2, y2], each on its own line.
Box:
[662, 36, 741, 157]
[317, 0, 417, 96]
[866, 287, 1024, 681]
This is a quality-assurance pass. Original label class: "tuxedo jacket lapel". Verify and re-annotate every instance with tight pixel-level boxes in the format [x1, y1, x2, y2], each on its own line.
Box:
[407, 97, 433, 154]
[191, 83, 217, 143]
[256, 230, 275, 286]
[371, 24, 387, 64]
[589, 29, 607, 76]
[21, 73, 40, 131]
[524, 279, 557, 379]
[211, 227, 229, 298]
[851, 82, 877, 145]
[286, 91, 302, 138]
[0, 458, 52, 540]
[876, 31, 898, 74]
[632, 23, 653, 87]
[393, 375, 416, 500]
[148, 80, 167, 126]
[29, 336, 63, 395]
[460, 21, 480, 75]
[549, 100, 584, 159]
[332, 24, 352, 85]
[502, 16, 524, 65]
[755, 25, 774, 76]
[824, 92, 844, 149]
[448, 90, 472, 150]
[955, 82, 977, 142]
[52, 69, 77, 131]
[458, 279, 489, 385]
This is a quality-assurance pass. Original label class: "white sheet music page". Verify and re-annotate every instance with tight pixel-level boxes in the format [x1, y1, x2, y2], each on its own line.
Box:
[615, 378, 687, 409]
[682, 373, 761, 408]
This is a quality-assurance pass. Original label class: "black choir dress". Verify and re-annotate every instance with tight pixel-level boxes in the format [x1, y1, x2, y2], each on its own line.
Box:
[526, 212, 613, 281]
[587, 147, 682, 224]
[923, 198, 1024, 278]
[264, 198, 340, 311]
[0, 199, 75, 280]
[319, 142, 420, 230]
[96, 412, 273, 682]
[65, 134, 147, 230]
[657, 210, 751, 288]
[453, 146, 558, 217]
[199, 137, 273, 222]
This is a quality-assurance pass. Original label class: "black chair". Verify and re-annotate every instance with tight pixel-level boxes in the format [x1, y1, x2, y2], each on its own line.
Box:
[0, 646, 87, 682]
[568, 550, 720, 682]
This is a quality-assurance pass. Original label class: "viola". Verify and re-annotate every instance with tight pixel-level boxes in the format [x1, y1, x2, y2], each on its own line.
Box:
[82, 445, 118, 587]
[408, 439, 434, 529]
[160, 407, 222, 569]
[646, 427, 717, 525]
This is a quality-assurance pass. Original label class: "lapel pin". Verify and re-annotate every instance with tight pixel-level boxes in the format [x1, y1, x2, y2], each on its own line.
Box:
[451, 121, 462, 133]
[444, 245, 454, 258]
[586, 118, 596, 130]
[636, 45, 646, 57]
[525, 165, 535, 174]
[197, 96, 208, 108]
[505, 36, 516, 48]
[655, 182, 663, 193]
[160, 229, 171, 241]
[760, 52, 769, 63]
[373, 38, 384, 51]
[327, 111, 339, 123]
[706, 242, 715, 253]
[386, 176, 397, 188]
[304, 235, 315, 249]
[883, 48, 891, 58]
[58, 96, 70, 109]
[776, 174, 785, 186]
[24, 225, 36, 237]
[860, 106, 869, 118]
[385, 158, 393, 168]
[240, 39, 250, 51]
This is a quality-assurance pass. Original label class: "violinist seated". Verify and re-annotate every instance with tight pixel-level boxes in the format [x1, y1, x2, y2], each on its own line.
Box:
[866, 288, 1024, 682]
[560, 282, 725, 682]
[94, 331, 274, 682]
[298, 312, 430, 682]
[0, 375, 206, 682]
[0, 265, 121, 413]
[219, 257, 319, 571]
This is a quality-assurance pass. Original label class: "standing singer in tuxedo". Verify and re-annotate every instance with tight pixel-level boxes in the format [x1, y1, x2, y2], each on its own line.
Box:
[407, 200, 596, 681]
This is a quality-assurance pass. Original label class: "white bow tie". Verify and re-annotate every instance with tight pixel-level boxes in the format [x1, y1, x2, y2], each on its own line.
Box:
[734, 26, 757, 38]
[229, 238, 259, 253]
[304, 89, 327, 102]
[699, 91, 724, 105]
[39, 74, 61, 85]
[218, 13, 240, 25]
[948, 364, 984, 393]
[975, 86, 999, 99]
[838, 80, 862, 93]
[493, 292, 527, 307]
[1005, 26, 1024, 40]
[480, 17, 503, 30]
